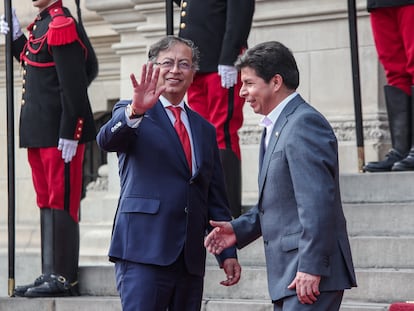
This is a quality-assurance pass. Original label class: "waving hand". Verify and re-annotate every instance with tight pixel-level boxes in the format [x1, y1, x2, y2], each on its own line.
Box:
[129, 62, 166, 115]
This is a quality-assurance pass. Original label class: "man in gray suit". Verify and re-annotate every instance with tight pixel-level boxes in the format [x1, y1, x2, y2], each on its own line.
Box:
[204, 41, 357, 310]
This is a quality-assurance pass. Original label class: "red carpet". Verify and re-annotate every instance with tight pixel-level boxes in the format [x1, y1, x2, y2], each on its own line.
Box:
[389, 302, 414, 311]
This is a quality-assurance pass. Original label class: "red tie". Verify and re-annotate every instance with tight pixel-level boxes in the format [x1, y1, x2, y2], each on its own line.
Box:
[168, 106, 192, 172]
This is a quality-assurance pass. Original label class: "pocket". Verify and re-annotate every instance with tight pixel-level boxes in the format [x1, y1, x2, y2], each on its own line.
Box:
[270, 150, 283, 161]
[120, 197, 160, 214]
[281, 231, 300, 252]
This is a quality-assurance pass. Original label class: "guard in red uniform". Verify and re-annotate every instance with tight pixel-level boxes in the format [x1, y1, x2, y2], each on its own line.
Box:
[173, 0, 255, 217]
[0, 0, 97, 297]
[364, 1, 414, 172]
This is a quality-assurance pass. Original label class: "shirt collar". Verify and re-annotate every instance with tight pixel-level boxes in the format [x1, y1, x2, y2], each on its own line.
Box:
[160, 95, 186, 110]
[259, 92, 298, 127]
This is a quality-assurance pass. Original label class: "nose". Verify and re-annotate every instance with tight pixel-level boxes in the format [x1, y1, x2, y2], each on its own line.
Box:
[239, 84, 247, 98]
[169, 62, 180, 72]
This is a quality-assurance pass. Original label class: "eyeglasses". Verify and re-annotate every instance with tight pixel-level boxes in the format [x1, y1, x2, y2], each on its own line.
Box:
[155, 60, 193, 71]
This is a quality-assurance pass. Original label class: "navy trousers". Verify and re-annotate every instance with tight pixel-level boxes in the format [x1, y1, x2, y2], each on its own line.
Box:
[114, 253, 204, 311]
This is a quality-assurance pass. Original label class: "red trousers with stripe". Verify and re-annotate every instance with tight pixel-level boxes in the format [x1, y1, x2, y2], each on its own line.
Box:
[187, 72, 244, 159]
[370, 5, 414, 95]
[27, 144, 85, 223]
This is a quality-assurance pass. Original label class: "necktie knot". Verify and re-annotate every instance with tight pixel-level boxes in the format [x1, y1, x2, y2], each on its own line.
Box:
[168, 106, 182, 121]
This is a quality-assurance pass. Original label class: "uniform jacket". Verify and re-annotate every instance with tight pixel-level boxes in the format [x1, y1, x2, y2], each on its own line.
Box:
[367, 0, 414, 10]
[231, 95, 357, 301]
[11, 1, 96, 148]
[96, 100, 237, 277]
[173, 0, 255, 72]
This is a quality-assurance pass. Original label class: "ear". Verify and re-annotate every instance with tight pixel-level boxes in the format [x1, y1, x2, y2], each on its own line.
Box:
[271, 74, 283, 91]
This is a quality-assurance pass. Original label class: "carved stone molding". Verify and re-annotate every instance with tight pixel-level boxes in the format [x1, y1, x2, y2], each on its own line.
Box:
[239, 116, 390, 147]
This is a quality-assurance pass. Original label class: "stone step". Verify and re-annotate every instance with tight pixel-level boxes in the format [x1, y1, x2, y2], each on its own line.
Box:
[203, 266, 414, 304]
[201, 299, 391, 311]
[5, 234, 413, 297]
[339, 172, 414, 203]
[0, 296, 121, 311]
[0, 296, 391, 311]
[81, 172, 414, 222]
[340, 301, 390, 311]
[75, 264, 414, 304]
[343, 202, 414, 235]
[345, 268, 414, 303]
[3, 203, 414, 298]
[4, 203, 414, 272]
[206, 235, 414, 269]
[350, 236, 414, 268]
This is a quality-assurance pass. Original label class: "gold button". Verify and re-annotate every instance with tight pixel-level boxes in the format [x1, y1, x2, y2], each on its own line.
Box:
[78, 127, 82, 131]
[79, 119, 83, 124]
[180, 23, 186, 29]
[22, 88, 25, 94]
[76, 134, 81, 139]
[22, 79, 25, 84]
[182, 1, 187, 8]
[181, 11, 186, 17]
[21, 99, 25, 105]
[33, 25, 37, 31]
[25, 51, 29, 56]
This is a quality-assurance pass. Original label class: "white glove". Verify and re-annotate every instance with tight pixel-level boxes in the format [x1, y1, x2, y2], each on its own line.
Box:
[0, 9, 23, 41]
[0, 15, 9, 35]
[218, 64, 238, 89]
[58, 138, 79, 163]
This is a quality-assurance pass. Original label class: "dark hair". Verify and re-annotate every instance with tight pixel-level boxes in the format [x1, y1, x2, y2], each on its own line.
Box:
[235, 41, 299, 90]
[148, 35, 200, 71]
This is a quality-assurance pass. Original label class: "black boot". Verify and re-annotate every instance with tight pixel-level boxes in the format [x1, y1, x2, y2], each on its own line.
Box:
[13, 274, 51, 297]
[219, 149, 242, 218]
[393, 148, 414, 170]
[25, 209, 80, 297]
[13, 209, 54, 297]
[392, 86, 414, 171]
[364, 85, 411, 172]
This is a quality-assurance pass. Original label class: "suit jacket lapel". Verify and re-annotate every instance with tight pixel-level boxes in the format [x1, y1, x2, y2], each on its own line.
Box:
[185, 105, 202, 174]
[151, 101, 189, 170]
[259, 128, 266, 172]
[258, 96, 304, 193]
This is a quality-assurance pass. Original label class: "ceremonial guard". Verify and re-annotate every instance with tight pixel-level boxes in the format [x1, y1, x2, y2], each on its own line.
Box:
[364, 0, 414, 172]
[0, 0, 97, 297]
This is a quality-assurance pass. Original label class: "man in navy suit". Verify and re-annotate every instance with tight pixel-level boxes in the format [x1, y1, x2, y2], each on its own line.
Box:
[204, 41, 357, 310]
[97, 36, 241, 311]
